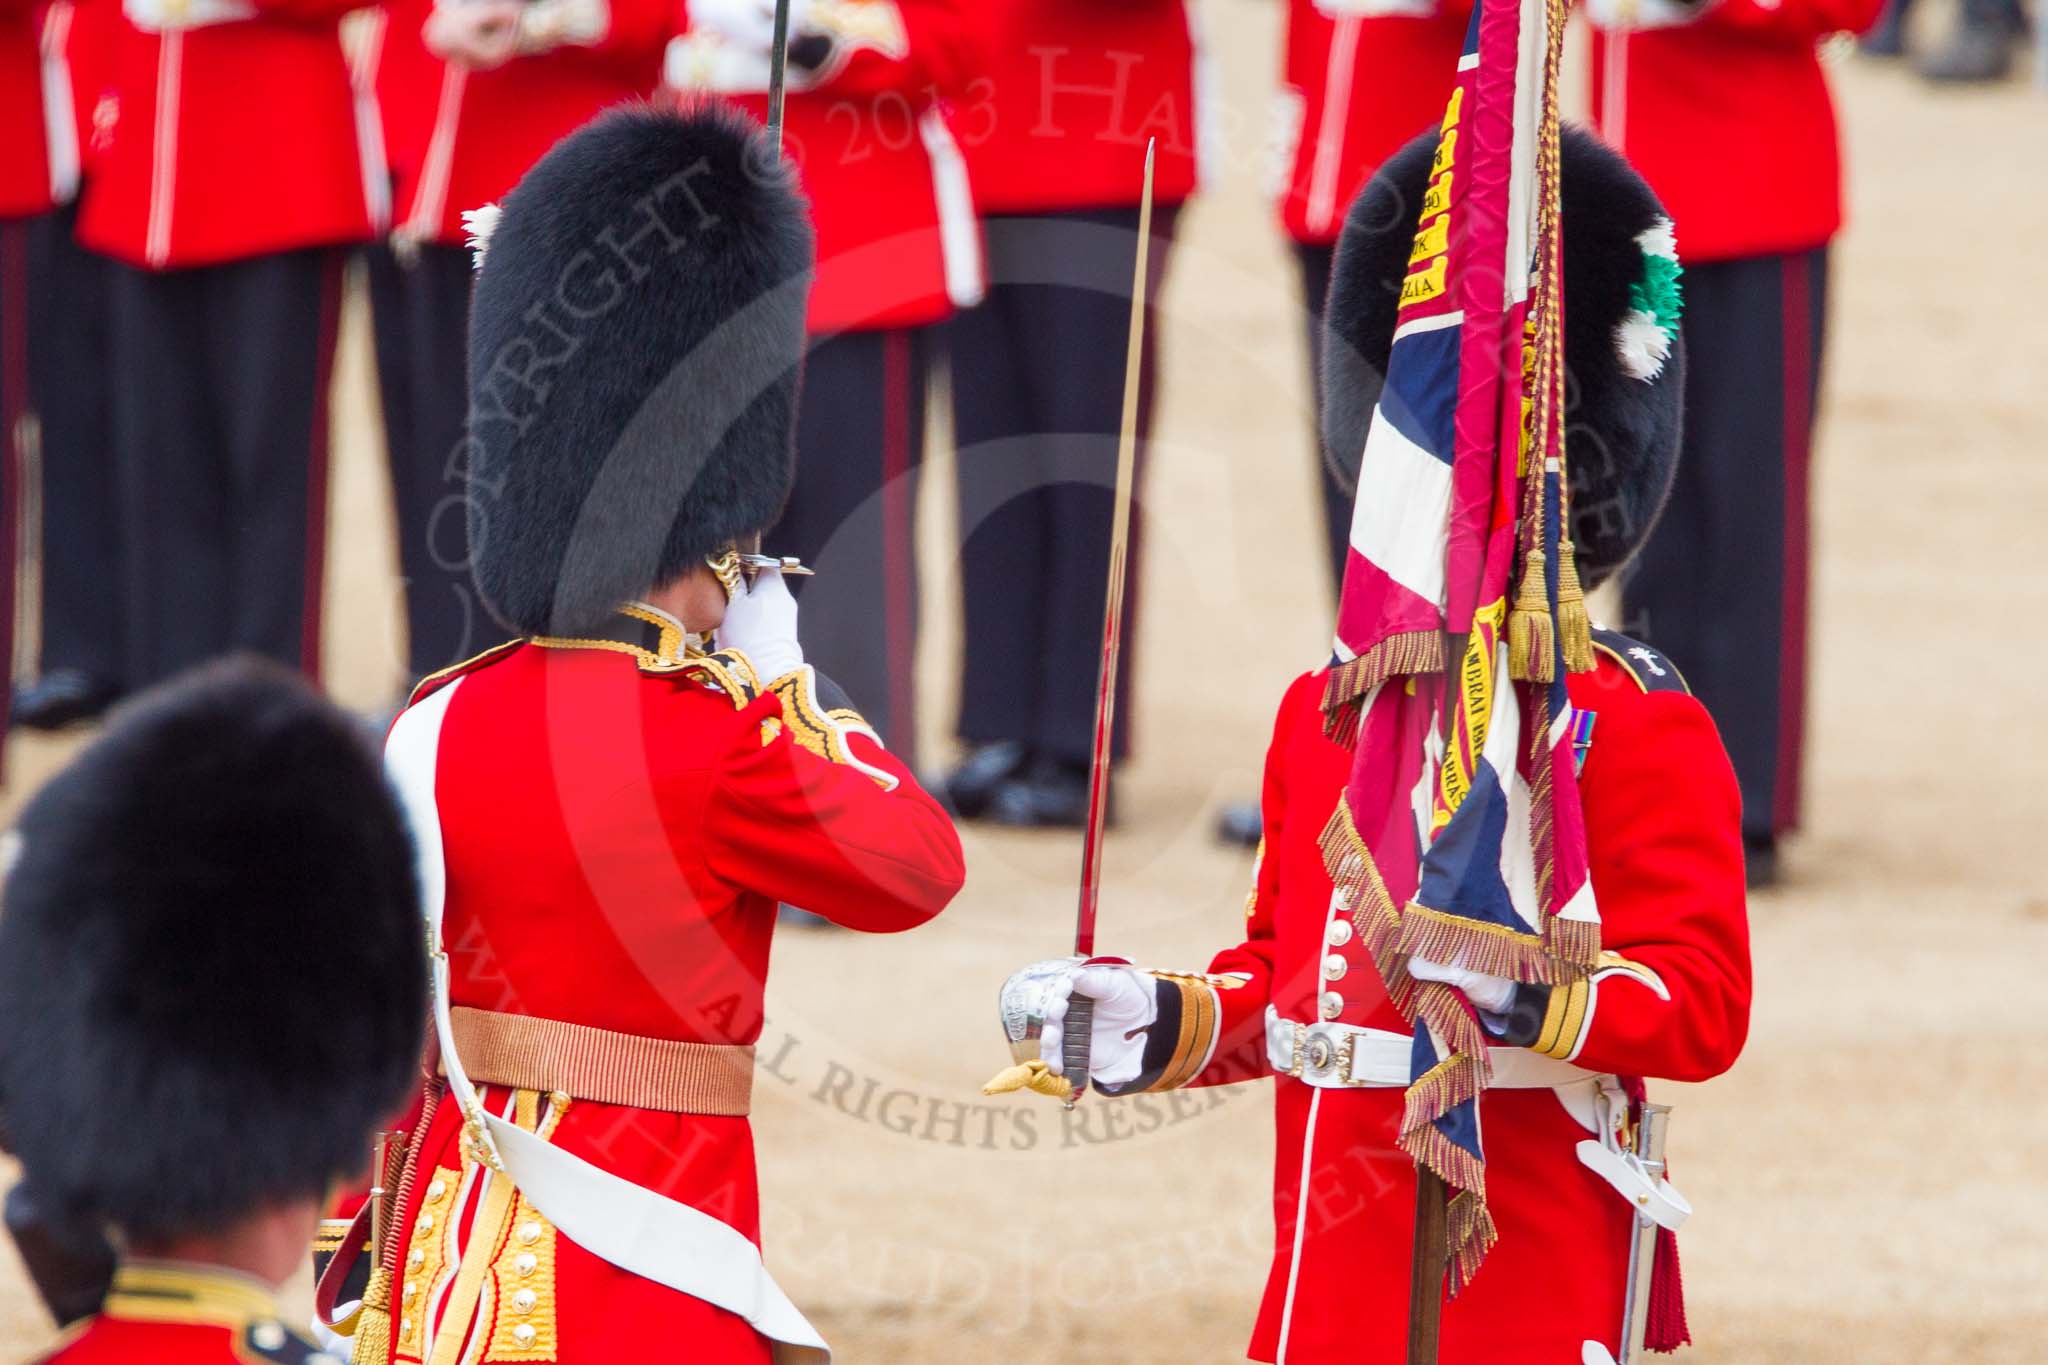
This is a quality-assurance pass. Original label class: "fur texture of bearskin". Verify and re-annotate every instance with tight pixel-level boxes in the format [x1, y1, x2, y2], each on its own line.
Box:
[0, 657, 425, 1239]
[466, 102, 815, 635]
[1320, 124, 1686, 586]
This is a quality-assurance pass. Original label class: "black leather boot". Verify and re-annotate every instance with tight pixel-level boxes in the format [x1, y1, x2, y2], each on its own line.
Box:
[11, 670, 121, 731]
[939, 741, 1032, 819]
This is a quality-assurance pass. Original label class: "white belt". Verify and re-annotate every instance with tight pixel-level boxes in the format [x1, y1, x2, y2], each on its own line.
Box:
[1265, 1005, 1596, 1092]
[1263, 1006, 1691, 1230]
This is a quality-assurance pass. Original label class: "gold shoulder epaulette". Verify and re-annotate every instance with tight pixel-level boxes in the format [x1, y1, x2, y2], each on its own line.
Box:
[1588, 628, 1691, 696]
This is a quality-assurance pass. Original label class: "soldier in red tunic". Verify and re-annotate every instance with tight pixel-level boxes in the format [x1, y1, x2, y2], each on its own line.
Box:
[940, 0, 1202, 824]
[993, 130, 1751, 1363]
[0, 657, 430, 1365]
[79, 0, 386, 689]
[1587, 0, 1881, 883]
[325, 105, 965, 1365]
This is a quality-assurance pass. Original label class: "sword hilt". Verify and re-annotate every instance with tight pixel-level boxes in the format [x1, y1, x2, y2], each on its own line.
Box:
[1062, 993, 1094, 1108]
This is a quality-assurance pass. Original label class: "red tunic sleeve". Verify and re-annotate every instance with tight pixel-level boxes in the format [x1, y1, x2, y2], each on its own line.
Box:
[698, 675, 965, 932]
[1535, 676, 1753, 1082]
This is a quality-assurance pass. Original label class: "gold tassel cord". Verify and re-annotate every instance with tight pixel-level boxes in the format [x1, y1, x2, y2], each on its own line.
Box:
[1556, 538, 1596, 673]
[1505, 544, 1556, 683]
[348, 1269, 395, 1365]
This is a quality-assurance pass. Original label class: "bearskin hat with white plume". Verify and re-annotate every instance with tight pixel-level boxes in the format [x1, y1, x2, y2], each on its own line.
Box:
[0, 658, 425, 1239]
[464, 102, 814, 636]
[1322, 124, 1686, 585]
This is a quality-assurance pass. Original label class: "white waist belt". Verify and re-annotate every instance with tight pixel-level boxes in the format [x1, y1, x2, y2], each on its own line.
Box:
[1264, 1006, 1690, 1228]
[1265, 1005, 1596, 1091]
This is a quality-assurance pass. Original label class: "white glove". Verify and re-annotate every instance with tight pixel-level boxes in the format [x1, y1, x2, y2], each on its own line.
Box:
[1040, 964, 1157, 1089]
[715, 566, 803, 683]
[514, 0, 610, 53]
[424, 0, 526, 70]
[1583, 0, 1710, 32]
[1311, 0, 1437, 18]
[123, 0, 256, 33]
[1407, 953, 1516, 1015]
[685, 0, 813, 52]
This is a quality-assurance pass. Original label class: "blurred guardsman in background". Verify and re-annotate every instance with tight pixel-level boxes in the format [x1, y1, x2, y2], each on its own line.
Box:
[1273, 0, 1466, 590]
[1217, 0, 1469, 849]
[0, 656, 428, 1364]
[368, 0, 669, 687]
[0, 0, 55, 742]
[1588, 0, 1878, 885]
[77, 0, 383, 691]
[14, 0, 126, 732]
[940, 0, 1201, 826]
[992, 128, 1751, 1362]
[666, 0, 981, 767]
[328, 107, 962, 1365]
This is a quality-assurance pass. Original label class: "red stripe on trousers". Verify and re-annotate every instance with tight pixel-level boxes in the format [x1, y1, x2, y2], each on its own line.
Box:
[301, 253, 344, 684]
[0, 223, 26, 765]
[881, 330, 914, 763]
[1775, 254, 1813, 835]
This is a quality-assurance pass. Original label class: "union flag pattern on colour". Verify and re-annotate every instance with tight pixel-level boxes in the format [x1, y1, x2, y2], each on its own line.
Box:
[1316, 0, 1601, 1292]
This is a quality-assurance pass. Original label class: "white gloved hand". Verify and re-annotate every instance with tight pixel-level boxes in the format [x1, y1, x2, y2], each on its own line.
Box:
[1310, 0, 1437, 19]
[1407, 953, 1516, 1015]
[424, 0, 526, 69]
[1039, 963, 1157, 1089]
[685, 0, 813, 51]
[716, 565, 803, 682]
[124, 0, 256, 33]
[1583, 0, 1710, 32]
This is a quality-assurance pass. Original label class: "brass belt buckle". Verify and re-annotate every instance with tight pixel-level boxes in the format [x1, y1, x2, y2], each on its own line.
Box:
[1335, 1030, 1365, 1087]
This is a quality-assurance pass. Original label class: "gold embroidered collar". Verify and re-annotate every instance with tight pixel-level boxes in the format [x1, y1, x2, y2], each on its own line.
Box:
[529, 602, 703, 668]
[102, 1260, 282, 1330]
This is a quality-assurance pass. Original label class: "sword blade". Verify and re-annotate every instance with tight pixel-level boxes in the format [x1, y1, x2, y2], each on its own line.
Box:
[1073, 140, 1155, 961]
[766, 0, 792, 152]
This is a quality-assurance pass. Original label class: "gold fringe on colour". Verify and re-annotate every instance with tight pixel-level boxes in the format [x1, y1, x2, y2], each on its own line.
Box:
[1321, 630, 1445, 730]
[1445, 1190, 1500, 1297]
[1394, 903, 1577, 985]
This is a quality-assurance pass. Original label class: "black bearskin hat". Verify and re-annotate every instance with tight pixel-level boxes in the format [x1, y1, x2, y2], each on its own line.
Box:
[0, 658, 425, 1240]
[1322, 124, 1686, 586]
[465, 102, 814, 636]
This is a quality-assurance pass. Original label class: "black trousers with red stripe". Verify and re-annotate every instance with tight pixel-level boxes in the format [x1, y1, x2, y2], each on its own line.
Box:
[108, 248, 343, 689]
[26, 205, 120, 688]
[1621, 247, 1828, 842]
[1293, 238, 1352, 595]
[0, 218, 29, 739]
[948, 204, 1180, 765]
[367, 242, 486, 682]
[768, 327, 930, 767]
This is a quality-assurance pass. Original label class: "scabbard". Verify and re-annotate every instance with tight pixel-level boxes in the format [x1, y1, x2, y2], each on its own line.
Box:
[4, 1179, 115, 1329]
[1618, 1102, 1674, 1362]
